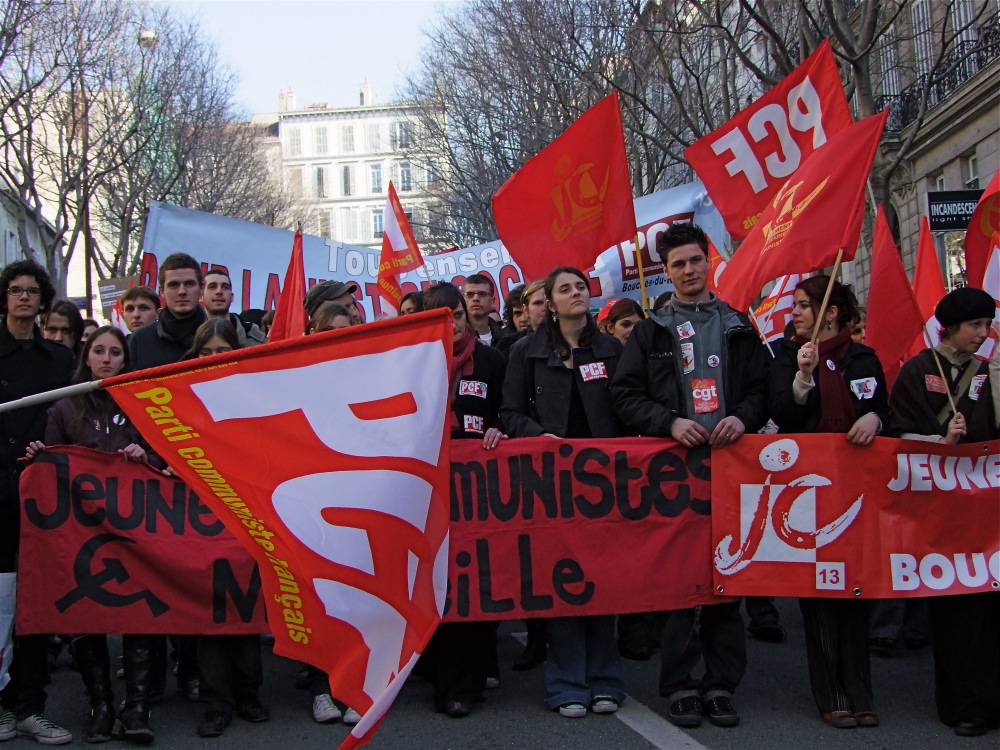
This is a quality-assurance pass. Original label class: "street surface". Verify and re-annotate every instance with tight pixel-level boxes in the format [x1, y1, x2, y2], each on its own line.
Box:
[33, 599, 982, 749]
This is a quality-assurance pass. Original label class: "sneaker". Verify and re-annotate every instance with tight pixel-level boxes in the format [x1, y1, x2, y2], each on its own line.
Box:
[704, 695, 740, 727]
[0, 711, 15, 742]
[484, 676, 500, 689]
[591, 697, 619, 714]
[311, 694, 341, 724]
[558, 703, 587, 718]
[342, 708, 362, 726]
[180, 678, 200, 701]
[15, 715, 72, 745]
[668, 695, 702, 728]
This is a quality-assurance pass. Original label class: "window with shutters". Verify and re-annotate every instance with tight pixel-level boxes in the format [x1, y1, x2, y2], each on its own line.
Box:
[370, 163, 383, 193]
[342, 125, 355, 153]
[372, 209, 384, 239]
[318, 212, 331, 238]
[399, 161, 412, 192]
[368, 123, 382, 151]
[314, 126, 328, 155]
[910, 0, 935, 101]
[342, 165, 355, 196]
[287, 167, 303, 198]
[287, 127, 302, 156]
[315, 167, 328, 198]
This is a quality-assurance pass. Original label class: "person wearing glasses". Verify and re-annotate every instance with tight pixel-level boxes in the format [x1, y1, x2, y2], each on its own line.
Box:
[0, 260, 75, 745]
[461, 274, 504, 346]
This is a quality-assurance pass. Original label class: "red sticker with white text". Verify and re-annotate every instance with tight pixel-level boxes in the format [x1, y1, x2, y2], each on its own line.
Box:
[924, 375, 947, 394]
[459, 380, 488, 398]
[579, 362, 608, 382]
[691, 378, 719, 413]
[464, 414, 485, 434]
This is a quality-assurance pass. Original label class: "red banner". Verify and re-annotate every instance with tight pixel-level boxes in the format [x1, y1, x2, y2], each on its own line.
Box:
[17, 446, 266, 635]
[712, 435, 1000, 598]
[444, 438, 724, 621]
[492, 92, 636, 283]
[685, 39, 852, 239]
[103, 312, 454, 747]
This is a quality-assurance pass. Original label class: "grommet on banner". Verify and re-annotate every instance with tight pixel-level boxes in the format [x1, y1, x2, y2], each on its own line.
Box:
[716, 586, 724, 593]
[853, 588, 862, 596]
[992, 581, 999, 589]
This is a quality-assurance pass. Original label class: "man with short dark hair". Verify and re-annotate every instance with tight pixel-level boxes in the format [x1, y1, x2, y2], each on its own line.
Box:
[611, 222, 770, 730]
[0, 260, 74, 745]
[201, 270, 266, 347]
[129, 253, 207, 369]
[461, 274, 503, 345]
[120, 287, 160, 333]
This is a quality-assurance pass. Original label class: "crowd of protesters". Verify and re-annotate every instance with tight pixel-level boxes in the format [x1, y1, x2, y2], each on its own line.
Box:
[0, 219, 997, 744]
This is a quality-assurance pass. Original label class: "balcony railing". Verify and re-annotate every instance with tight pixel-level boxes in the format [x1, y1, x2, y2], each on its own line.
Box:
[877, 14, 999, 131]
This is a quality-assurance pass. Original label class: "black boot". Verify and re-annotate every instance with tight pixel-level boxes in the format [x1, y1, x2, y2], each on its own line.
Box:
[112, 635, 154, 745]
[73, 635, 115, 743]
[513, 619, 547, 671]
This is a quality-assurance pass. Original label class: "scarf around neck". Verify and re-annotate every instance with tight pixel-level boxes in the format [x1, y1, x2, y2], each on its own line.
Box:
[793, 327, 855, 433]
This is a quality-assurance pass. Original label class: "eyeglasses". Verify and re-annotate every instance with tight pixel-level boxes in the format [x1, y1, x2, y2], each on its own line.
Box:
[463, 291, 491, 299]
[44, 326, 73, 337]
[7, 286, 41, 297]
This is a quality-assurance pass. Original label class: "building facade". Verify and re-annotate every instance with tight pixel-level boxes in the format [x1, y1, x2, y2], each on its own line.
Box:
[259, 81, 441, 250]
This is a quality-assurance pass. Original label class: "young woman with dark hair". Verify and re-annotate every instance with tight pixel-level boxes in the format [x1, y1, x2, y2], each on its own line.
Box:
[25, 326, 162, 745]
[500, 266, 626, 719]
[183, 319, 241, 360]
[769, 275, 888, 729]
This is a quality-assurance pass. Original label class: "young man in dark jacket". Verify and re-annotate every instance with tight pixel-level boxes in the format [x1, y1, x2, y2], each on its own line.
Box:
[129, 253, 208, 369]
[610, 223, 770, 729]
[0, 260, 74, 745]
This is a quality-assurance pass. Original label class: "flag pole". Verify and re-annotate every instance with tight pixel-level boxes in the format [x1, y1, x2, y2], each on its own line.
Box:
[0, 381, 101, 415]
[634, 230, 649, 311]
[922, 325, 960, 417]
[810, 248, 845, 345]
[747, 307, 776, 357]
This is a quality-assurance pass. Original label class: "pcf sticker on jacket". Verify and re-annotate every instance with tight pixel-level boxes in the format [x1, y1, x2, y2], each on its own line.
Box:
[459, 380, 488, 398]
[691, 378, 719, 413]
[464, 414, 484, 434]
[579, 362, 608, 382]
[677, 321, 696, 340]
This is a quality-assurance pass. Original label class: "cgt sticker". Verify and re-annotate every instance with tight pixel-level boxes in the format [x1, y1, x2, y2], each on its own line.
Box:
[691, 378, 718, 413]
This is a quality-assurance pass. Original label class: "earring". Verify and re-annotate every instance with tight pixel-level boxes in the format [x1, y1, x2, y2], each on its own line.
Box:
[551, 312, 558, 323]
[827, 321, 833, 330]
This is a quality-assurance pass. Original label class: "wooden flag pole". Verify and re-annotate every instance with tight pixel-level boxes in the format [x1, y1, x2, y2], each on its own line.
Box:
[634, 230, 650, 312]
[810, 248, 845, 345]
[923, 324, 960, 418]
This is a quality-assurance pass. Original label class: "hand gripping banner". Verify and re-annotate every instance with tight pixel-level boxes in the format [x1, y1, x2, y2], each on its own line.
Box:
[103, 310, 454, 749]
[712, 435, 1000, 599]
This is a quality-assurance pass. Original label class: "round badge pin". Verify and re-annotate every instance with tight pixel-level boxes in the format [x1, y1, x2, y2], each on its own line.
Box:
[826, 360, 836, 371]
[707, 355, 720, 367]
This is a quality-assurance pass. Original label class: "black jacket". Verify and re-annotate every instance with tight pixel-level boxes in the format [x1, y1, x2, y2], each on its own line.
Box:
[610, 301, 770, 437]
[129, 308, 207, 370]
[500, 330, 622, 439]
[452, 342, 507, 440]
[0, 320, 74, 518]
[769, 337, 889, 433]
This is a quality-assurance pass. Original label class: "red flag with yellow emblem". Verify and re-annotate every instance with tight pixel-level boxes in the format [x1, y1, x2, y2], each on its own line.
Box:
[492, 92, 635, 282]
[716, 109, 888, 313]
[965, 170, 999, 288]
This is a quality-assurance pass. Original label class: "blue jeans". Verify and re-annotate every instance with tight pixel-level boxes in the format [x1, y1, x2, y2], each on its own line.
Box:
[659, 600, 746, 701]
[543, 615, 625, 710]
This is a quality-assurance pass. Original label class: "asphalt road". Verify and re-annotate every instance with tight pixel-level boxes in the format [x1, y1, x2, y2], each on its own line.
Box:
[27, 599, 987, 750]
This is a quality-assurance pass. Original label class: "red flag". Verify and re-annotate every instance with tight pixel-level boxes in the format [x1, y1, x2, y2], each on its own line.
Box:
[965, 170, 999, 288]
[492, 92, 635, 282]
[705, 236, 728, 295]
[268, 229, 307, 341]
[909, 215, 948, 356]
[377, 182, 424, 315]
[716, 109, 888, 313]
[103, 312, 454, 749]
[973, 232, 999, 360]
[751, 274, 801, 343]
[865, 207, 923, 388]
[685, 40, 853, 239]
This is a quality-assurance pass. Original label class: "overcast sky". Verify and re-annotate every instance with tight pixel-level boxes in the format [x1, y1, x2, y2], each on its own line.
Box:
[161, 0, 456, 115]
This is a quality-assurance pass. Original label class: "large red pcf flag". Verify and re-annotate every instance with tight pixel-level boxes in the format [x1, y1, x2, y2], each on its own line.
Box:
[866, 206, 923, 389]
[377, 182, 424, 315]
[909, 215, 949, 356]
[103, 311, 454, 750]
[268, 228, 307, 341]
[685, 39, 853, 239]
[965, 170, 999, 288]
[492, 92, 636, 283]
[716, 109, 888, 313]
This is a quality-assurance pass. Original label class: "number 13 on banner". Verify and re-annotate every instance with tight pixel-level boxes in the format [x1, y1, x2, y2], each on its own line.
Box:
[816, 562, 845, 590]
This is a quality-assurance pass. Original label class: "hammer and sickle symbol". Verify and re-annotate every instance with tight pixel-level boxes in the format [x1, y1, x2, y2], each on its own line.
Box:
[55, 533, 169, 617]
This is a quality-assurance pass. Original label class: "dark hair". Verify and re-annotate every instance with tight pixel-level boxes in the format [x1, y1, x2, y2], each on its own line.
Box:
[44, 299, 85, 352]
[261, 310, 275, 330]
[539, 266, 600, 361]
[69, 326, 131, 436]
[121, 286, 160, 307]
[794, 275, 860, 331]
[462, 273, 494, 294]
[183, 319, 241, 359]
[203, 269, 231, 285]
[656, 223, 708, 264]
[0, 259, 57, 315]
[400, 290, 424, 313]
[310, 302, 351, 333]
[424, 281, 467, 315]
[240, 308, 265, 327]
[82, 318, 98, 329]
[158, 253, 203, 289]
[605, 297, 645, 327]
[652, 290, 673, 310]
[502, 284, 525, 329]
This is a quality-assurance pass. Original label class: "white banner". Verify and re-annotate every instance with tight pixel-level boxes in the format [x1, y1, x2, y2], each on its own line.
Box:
[140, 183, 727, 320]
